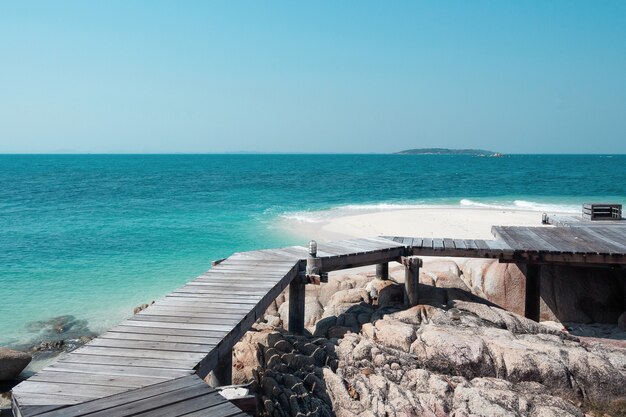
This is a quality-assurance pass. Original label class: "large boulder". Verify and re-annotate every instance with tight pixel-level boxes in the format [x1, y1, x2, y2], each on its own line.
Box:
[278, 296, 323, 330]
[540, 265, 626, 323]
[0, 348, 31, 381]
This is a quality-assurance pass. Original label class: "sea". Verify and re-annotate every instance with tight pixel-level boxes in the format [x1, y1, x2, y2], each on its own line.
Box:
[1, 154, 625, 348]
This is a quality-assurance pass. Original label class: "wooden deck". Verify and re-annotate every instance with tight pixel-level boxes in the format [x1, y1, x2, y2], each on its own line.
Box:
[544, 213, 626, 228]
[19, 375, 247, 417]
[384, 225, 626, 265]
[11, 227, 625, 416]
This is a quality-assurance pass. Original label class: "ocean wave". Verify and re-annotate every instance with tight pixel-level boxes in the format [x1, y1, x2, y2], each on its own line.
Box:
[460, 199, 579, 213]
[281, 198, 580, 223]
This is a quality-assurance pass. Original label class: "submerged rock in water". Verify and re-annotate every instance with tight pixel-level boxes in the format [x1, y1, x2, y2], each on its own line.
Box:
[25, 315, 94, 338]
[0, 348, 32, 381]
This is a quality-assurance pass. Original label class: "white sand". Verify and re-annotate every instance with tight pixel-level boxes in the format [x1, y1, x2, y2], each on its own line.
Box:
[282, 207, 563, 242]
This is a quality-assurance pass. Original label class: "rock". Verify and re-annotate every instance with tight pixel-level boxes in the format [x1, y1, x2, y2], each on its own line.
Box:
[133, 301, 154, 314]
[0, 348, 32, 381]
[617, 311, 626, 332]
[422, 259, 462, 277]
[327, 288, 369, 307]
[328, 326, 351, 339]
[232, 330, 275, 384]
[30, 340, 65, 351]
[540, 265, 625, 324]
[364, 279, 396, 301]
[24, 315, 95, 341]
[374, 319, 416, 352]
[320, 278, 357, 306]
[278, 297, 323, 330]
[377, 283, 405, 307]
[314, 316, 337, 337]
[252, 264, 626, 417]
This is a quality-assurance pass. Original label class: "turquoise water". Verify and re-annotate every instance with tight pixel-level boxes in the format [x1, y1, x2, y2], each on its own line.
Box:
[1, 154, 625, 347]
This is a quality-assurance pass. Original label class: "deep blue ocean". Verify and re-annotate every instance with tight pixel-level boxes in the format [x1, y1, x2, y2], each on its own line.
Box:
[1, 154, 625, 347]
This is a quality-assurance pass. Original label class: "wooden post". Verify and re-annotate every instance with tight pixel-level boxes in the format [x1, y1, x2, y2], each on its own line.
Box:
[210, 348, 232, 387]
[289, 240, 315, 334]
[376, 263, 389, 280]
[524, 264, 541, 322]
[289, 277, 305, 334]
[402, 256, 422, 307]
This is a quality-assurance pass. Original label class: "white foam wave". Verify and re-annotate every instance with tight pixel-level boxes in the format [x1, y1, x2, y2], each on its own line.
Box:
[460, 199, 579, 213]
[280, 199, 580, 223]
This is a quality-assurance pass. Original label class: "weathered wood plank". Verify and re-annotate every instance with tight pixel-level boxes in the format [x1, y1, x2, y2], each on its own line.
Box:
[87, 338, 216, 354]
[72, 346, 208, 362]
[28, 370, 167, 389]
[57, 353, 196, 370]
[13, 380, 127, 399]
[100, 331, 221, 346]
[46, 361, 192, 379]
[33, 375, 208, 417]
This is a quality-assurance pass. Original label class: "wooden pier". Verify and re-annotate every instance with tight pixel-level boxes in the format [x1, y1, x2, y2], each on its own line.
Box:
[11, 224, 626, 416]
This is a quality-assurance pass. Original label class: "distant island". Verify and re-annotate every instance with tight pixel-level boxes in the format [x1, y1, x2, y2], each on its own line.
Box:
[396, 148, 502, 156]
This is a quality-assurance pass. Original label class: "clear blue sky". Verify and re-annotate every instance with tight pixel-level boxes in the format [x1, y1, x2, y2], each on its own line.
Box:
[1, 1, 625, 153]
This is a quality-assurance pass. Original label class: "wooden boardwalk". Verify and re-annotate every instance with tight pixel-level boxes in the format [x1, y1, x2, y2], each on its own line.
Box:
[12, 227, 625, 416]
[11, 237, 405, 417]
[384, 225, 626, 265]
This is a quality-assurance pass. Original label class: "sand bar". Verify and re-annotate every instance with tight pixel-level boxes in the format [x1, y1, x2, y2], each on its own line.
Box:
[282, 207, 566, 242]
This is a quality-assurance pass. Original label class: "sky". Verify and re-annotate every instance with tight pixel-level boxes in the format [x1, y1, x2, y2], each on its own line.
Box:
[1, 1, 625, 154]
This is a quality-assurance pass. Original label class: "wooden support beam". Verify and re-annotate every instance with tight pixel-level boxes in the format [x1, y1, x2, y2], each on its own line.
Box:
[401, 257, 422, 307]
[524, 264, 541, 322]
[376, 263, 389, 280]
[288, 277, 306, 334]
[210, 348, 232, 387]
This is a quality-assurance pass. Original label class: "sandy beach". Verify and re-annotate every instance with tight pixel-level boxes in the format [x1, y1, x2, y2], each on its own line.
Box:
[282, 207, 562, 242]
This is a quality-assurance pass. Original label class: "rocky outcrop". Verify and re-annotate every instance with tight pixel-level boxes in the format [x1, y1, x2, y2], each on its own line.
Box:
[248, 298, 626, 416]
[0, 348, 31, 381]
[460, 260, 626, 324]
[236, 261, 626, 417]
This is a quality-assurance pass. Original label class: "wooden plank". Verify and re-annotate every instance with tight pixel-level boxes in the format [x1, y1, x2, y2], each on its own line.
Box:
[474, 240, 490, 250]
[46, 361, 192, 379]
[433, 238, 444, 251]
[166, 292, 261, 306]
[464, 239, 478, 250]
[584, 227, 626, 252]
[108, 323, 236, 338]
[135, 313, 245, 325]
[137, 308, 249, 321]
[58, 354, 196, 370]
[87, 338, 216, 354]
[318, 246, 406, 272]
[422, 238, 433, 249]
[12, 392, 87, 407]
[122, 319, 234, 333]
[13, 380, 127, 399]
[78, 381, 212, 417]
[130, 391, 229, 417]
[72, 346, 208, 362]
[152, 299, 253, 312]
[100, 332, 221, 346]
[443, 238, 455, 250]
[27, 370, 167, 389]
[33, 375, 207, 417]
[453, 239, 467, 250]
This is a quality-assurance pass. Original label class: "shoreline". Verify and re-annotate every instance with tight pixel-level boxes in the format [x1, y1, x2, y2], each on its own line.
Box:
[279, 206, 565, 242]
